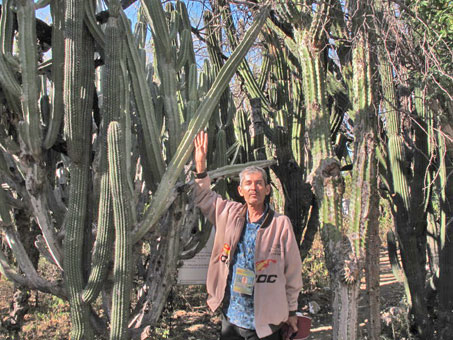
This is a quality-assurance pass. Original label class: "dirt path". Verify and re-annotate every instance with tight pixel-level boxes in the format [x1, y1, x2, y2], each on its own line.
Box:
[295, 248, 403, 340]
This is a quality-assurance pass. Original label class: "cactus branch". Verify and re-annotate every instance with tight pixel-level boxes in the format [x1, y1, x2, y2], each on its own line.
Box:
[133, 5, 270, 242]
[108, 121, 133, 340]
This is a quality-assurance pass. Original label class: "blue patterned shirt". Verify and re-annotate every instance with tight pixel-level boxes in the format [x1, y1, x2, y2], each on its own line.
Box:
[223, 206, 268, 329]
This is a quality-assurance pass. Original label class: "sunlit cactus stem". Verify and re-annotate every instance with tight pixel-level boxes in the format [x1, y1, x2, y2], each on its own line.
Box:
[16, 0, 42, 158]
[62, 1, 95, 338]
[43, 0, 65, 149]
[108, 121, 133, 340]
[82, 5, 123, 304]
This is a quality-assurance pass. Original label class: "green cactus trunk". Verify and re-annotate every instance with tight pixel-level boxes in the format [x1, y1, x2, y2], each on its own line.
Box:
[16, 0, 42, 159]
[108, 121, 133, 340]
[43, 0, 65, 149]
[376, 10, 432, 334]
[82, 9, 122, 304]
[62, 1, 95, 338]
[348, 21, 380, 339]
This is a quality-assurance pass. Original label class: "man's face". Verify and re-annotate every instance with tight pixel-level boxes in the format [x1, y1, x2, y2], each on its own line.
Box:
[238, 171, 270, 208]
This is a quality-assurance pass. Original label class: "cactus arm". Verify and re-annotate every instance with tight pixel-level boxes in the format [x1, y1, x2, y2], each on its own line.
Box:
[140, 0, 170, 59]
[121, 12, 165, 183]
[62, 0, 95, 338]
[16, 0, 42, 158]
[107, 121, 134, 340]
[0, 0, 21, 102]
[0, 54, 21, 98]
[217, 0, 271, 112]
[43, 0, 65, 149]
[0, 0, 21, 98]
[84, 0, 105, 50]
[349, 30, 376, 257]
[1, 0, 14, 55]
[82, 10, 124, 303]
[132, 6, 270, 243]
[141, 0, 181, 157]
[258, 49, 271, 91]
[82, 165, 114, 304]
[27, 190, 63, 269]
[378, 52, 411, 211]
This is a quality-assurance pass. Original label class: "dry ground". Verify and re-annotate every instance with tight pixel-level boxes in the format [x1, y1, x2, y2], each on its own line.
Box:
[0, 248, 404, 340]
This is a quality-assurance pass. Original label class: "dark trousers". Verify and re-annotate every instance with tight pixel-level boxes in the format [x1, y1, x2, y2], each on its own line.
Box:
[220, 313, 282, 340]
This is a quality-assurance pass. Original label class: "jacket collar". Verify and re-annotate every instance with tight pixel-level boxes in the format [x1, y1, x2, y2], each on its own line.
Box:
[240, 204, 275, 229]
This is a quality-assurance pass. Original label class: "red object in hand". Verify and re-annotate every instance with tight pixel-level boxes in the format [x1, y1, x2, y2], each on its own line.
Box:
[281, 314, 311, 340]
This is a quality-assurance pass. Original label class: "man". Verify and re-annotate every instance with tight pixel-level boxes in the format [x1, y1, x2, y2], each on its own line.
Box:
[193, 131, 302, 340]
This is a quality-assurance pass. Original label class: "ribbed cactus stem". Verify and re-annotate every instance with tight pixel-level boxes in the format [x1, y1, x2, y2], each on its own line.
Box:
[65, 164, 94, 340]
[217, 0, 271, 112]
[83, 1, 105, 50]
[291, 80, 304, 166]
[0, 0, 21, 98]
[83, 11, 123, 303]
[63, 1, 94, 338]
[108, 121, 133, 340]
[43, 0, 65, 149]
[121, 12, 165, 183]
[235, 109, 250, 158]
[299, 36, 332, 171]
[141, 0, 181, 157]
[299, 31, 341, 231]
[379, 56, 411, 210]
[16, 0, 42, 158]
[1, 0, 14, 55]
[349, 33, 374, 256]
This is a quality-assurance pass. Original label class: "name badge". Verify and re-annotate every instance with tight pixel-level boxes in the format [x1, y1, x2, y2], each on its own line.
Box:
[233, 267, 255, 295]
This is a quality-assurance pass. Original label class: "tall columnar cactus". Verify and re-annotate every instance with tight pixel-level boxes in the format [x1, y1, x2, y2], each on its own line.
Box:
[108, 121, 133, 340]
[82, 0, 122, 305]
[268, 1, 380, 339]
[374, 0, 432, 336]
[62, 0, 96, 338]
[0, 0, 270, 339]
[348, 5, 380, 337]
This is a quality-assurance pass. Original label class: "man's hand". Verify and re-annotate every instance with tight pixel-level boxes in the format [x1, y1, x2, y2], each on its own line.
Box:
[285, 315, 298, 339]
[193, 131, 208, 173]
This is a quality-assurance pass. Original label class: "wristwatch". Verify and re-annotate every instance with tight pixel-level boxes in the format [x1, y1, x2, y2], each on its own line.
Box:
[194, 171, 207, 179]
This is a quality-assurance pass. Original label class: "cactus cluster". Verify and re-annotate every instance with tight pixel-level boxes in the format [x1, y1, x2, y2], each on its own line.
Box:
[0, 1, 269, 339]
